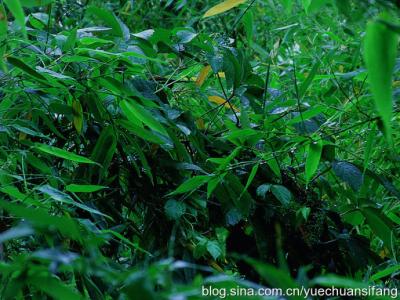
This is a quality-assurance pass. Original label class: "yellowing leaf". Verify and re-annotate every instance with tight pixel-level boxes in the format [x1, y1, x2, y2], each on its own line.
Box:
[72, 100, 83, 134]
[18, 112, 32, 141]
[196, 65, 211, 87]
[393, 81, 400, 88]
[203, 0, 247, 18]
[196, 118, 205, 129]
[208, 96, 240, 112]
[379, 247, 390, 259]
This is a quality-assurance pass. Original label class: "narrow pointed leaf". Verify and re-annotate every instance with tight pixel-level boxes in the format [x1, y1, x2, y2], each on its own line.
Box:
[120, 100, 169, 137]
[364, 17, 398, 141]
[305, 139, 323, 183]
[4, 0, 26, 37]
[35, 143, 96, 164]
[203, 0, 247, 18]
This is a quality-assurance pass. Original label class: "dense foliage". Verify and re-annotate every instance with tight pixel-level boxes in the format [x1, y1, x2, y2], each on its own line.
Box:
[1, 0, 400, 299]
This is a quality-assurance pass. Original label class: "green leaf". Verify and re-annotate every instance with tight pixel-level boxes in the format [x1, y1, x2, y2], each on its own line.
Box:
[0, 224, 34, 243]
[206, 240, 222, 260]
[299, 60, 321, 98]
[281, 0, 293, 12]
[288, 106, 324, 125]
[28, 276, 83, 300]
[267, 158, 281, 179]
[0, 200, 82, 241]
[100, 230, 152, 256]
[305, 139, 323, 184]
[86, 6, 127, 38]
[332, 161, 363, 191]
[35, 143, 96, 164]
[63, 27, 77, 52]
[244, 257, 302, 300]
[66, 184, 106, 193]
[168, 175, 211, 196]
[0, 4, 7, 71]
[72, 99, 83, 134]
[36, 66, 75, 80]
[306, 0, 329, 13]
[361, 207, 394, 249]
[310, 274, 367, 288]
[7, 56, 46, 81]
[203, 0, 247, 18]
[363, 124, 376, 173]
[215, 146, 242, 172]
[119, 120, 166, 144]
[240, 163, 259, 199]
[4, 0, 26, 37]
[89, 126, 117, 179]
[256, 184, 271, 199]
[364, 16, 398, 141]
[370, 265, 400, 281]
[20, 0, 54, 7]
[37, 185, 109, 218]
[164, 199, 186, 220]
[207, 176, 223, 199]
[271, 185, 292, 206]
[301, 0, 312, 11]
[120, 100, 169, 137]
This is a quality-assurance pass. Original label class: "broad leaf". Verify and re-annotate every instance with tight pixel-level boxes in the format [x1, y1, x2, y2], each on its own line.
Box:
[271, 185, 292, 206]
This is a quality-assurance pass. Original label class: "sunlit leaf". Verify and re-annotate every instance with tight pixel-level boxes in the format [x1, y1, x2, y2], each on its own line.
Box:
[203, 0, 247, 18]
[208, 95, 240, 112]
[196, 65, 211, 87]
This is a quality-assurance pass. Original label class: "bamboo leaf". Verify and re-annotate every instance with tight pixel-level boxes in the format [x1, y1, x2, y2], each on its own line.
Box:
[196, 65, 211, 87]
[66, 184, 106, 193]
[361, 207, 394, 250]
[72, 100, 83, 134]
[208, 95, 240, 112]
[20, 0, 54, 7]
[203, 0, 247, 18]
[4, 0, 26, 37]
[7, 56, 46, 81]
[168, 175, 211, 196]
[305, 139, 323, 184]
[35, 143, 96, 164]
[120, 100, 169, 137]
[364, 16, 398, 141]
